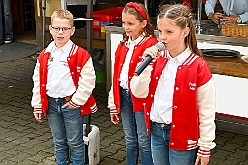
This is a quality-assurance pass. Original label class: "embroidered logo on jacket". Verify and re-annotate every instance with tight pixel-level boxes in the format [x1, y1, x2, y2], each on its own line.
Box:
[60, 60, 69, 67]
[76, 66, 81, 72]
[189, 82, 196, 90]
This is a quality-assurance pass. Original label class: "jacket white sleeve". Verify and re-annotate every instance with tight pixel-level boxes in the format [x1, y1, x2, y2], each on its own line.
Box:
[197, 77, 216, 155]
[70, 57, 96, 106]
[130, 64, 153, 98]
[31, 60, 42, 113]
[107, 85, 118, 114]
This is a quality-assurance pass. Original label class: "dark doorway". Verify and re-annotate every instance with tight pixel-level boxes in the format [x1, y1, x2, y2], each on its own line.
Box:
[11, 0, 35, 35]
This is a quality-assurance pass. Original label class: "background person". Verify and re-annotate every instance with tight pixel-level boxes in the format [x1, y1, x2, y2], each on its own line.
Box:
[205, 0, 248, 24]
[0, 0, 13, 45]
[130, 4, 216, 165]
[108, 2, 158, 165]
[31, 9, 97, 165]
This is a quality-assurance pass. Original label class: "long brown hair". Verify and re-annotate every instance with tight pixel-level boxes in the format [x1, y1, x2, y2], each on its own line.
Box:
[120, 2, 155, 45]
[158, 4, 203, 57]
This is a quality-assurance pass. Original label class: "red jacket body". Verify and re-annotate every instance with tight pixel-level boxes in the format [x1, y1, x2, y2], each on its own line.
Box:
[111, 36, 158, 113]
[38, 46, 97, 117]
[145, 53, 212, 150]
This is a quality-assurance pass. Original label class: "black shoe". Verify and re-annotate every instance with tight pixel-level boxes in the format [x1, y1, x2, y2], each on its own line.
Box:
[4, 38, 12, 44]
[0, 41, 3, 45]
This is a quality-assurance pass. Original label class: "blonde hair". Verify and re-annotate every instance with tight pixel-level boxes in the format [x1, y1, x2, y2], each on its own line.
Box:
[121, 2, 155, 44]
[158, 4, 203, 57]
[51, 9, 74, 27]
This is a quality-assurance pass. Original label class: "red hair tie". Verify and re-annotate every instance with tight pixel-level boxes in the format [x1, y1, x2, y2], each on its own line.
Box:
[125, 2, 147, 19]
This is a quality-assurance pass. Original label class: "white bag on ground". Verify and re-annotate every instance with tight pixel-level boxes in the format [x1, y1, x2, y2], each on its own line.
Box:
[83, 124, 100, 165]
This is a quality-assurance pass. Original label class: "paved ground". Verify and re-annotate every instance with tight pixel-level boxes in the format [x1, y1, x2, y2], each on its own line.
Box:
[0, 55, 248, 165]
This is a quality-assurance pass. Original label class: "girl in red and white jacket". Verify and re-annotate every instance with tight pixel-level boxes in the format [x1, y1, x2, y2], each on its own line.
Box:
[108, 2, 158, 165]
[130, 4, 216, 165]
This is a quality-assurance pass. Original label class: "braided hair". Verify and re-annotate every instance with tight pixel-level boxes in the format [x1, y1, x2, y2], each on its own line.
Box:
[158, 4, 202, 57]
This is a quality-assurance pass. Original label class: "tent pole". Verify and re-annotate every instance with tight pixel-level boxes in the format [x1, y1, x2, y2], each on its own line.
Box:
[85, 0, 93, 164]
[42, 0, 46, 49]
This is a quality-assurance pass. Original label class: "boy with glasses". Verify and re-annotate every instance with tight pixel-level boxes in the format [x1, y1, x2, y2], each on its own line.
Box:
[31, 9, 97, 165]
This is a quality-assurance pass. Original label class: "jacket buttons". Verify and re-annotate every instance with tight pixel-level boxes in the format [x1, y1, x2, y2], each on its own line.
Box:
[171, 142, 174, 145]
[174, 106, 177, 109]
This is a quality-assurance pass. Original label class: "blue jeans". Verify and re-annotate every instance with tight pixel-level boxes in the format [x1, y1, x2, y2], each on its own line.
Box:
[150, 122, 198, 165]
[0, 0, 13, 41]
[47, 97, 85, 165]
[120, 88, 153, 165]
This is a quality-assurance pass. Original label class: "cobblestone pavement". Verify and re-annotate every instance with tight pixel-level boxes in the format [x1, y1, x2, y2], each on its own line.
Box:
[0, 56, 248, 165]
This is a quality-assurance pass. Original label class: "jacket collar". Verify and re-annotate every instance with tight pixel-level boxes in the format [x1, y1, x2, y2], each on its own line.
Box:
[166, 47, 192, 64]
[126, 32, 145, 48]
[45, 40, 73, 53]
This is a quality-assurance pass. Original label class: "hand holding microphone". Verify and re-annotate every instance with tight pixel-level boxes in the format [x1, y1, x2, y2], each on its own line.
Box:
[134, 42, 165, 76]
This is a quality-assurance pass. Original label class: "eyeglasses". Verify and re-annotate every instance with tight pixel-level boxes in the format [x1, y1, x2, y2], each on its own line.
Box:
[51, 26, 72, 33]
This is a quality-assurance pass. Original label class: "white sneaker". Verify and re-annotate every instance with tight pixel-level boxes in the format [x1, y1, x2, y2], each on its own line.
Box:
[4, 38, 12, 44]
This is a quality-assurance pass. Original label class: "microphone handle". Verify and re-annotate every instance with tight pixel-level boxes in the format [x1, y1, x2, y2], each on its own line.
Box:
[134, 55, 153, 76]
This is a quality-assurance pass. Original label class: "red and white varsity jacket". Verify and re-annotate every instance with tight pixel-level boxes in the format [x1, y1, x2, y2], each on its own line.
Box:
[31, 43, 97, 117]
[108, 36, 158, 114]
[130, 50, 216, 156]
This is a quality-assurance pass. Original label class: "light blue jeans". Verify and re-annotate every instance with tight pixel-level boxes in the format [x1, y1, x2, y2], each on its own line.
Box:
[0, 0, 13, 41]
[150, 122, 198, 165]
[120, 88, 153, 165]
[47, 97, 85, 165]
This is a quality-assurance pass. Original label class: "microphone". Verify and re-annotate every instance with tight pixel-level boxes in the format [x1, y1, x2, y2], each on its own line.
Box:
[134, 42, 165, 76]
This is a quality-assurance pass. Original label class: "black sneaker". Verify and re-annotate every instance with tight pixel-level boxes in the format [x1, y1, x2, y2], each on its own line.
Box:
[4, 38, 12, 44]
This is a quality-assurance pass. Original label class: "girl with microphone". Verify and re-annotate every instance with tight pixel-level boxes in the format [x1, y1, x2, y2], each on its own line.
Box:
[131, 4, 216, 165]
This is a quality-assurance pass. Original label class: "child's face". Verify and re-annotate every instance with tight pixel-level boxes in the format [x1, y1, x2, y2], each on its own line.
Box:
[157, 18, 189, 56]
[122, 13, 147, 41]
[49, 18, 75, 48]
